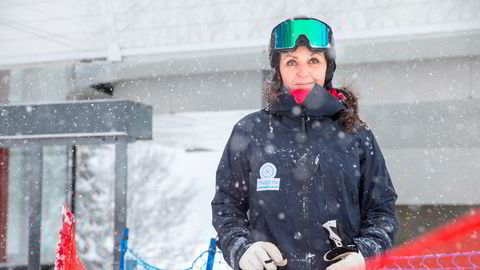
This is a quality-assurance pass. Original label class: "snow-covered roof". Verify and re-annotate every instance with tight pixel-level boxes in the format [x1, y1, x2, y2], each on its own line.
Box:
[1, 0, 479, 67]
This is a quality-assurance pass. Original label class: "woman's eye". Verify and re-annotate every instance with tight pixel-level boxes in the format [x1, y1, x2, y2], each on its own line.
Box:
[309, 58, 320, 64]
[287, 60, 296, 66]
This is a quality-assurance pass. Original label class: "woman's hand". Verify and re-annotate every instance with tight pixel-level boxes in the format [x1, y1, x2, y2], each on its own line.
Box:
[325, 251, 365, 270]
[239, 241, 287, 270]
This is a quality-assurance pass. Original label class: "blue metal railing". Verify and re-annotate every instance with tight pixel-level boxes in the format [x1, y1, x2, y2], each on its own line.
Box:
[120, 228, 230, 270]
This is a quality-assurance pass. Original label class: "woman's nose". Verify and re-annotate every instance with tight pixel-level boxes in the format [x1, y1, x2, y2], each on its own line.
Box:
[296, 64, 309, 78]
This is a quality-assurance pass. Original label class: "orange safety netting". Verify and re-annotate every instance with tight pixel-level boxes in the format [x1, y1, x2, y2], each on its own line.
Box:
[367, 208, 480, 269]
[55, 204, 86, 270]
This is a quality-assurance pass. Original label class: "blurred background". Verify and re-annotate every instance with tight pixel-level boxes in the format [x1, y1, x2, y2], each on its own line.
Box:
[0, 0, 479, 269]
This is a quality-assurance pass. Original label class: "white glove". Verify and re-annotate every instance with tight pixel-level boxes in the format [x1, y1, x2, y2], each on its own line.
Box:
[239, 241, 288, 270]
[326, 251, 365, 270]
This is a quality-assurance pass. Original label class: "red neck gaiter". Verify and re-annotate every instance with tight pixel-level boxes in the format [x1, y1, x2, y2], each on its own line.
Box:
[291, 89, 309, 105]
[290, 87, 347, 105]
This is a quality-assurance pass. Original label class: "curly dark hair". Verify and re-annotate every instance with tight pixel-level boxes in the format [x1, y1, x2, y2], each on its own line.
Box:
[263, 68, 367, 134]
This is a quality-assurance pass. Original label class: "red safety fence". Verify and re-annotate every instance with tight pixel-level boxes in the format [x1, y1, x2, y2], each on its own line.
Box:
[367, 208, 480, 269]
[55, 204, 86, 270]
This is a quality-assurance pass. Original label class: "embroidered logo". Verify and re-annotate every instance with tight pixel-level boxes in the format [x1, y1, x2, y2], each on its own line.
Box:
[257, 162, 281, 191]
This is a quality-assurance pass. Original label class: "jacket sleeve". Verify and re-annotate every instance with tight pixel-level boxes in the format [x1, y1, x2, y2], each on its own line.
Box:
[211, 123, 254, 270]
[353, 129, 398, 258]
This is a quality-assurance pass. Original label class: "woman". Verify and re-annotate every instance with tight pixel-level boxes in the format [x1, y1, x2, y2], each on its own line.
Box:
[211, 16, 398, 270]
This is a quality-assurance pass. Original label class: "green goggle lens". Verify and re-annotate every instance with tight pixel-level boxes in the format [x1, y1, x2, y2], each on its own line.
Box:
[273, 19, 330, 50]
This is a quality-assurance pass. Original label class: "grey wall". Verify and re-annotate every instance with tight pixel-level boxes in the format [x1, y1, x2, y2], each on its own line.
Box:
[7, 65, 74, 103]
[386, 147, 480, 205]
[0, 71, 9, 103]
[395, 205, 478, 245]
[335, 56, 480, 105]
[335, 56, 480, 205]
[113, 70, 264, 114]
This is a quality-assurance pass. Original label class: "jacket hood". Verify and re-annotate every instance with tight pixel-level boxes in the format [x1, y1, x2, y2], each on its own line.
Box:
[268, 84, 346, 118]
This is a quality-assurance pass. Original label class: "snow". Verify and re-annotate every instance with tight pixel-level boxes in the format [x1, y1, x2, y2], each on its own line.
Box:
[0, 132, 127, 140]
[73, 109, 254, 269]
[152, 110, 254, 152]
[2, 0, 479, 66]
[1, 1, 478, 267]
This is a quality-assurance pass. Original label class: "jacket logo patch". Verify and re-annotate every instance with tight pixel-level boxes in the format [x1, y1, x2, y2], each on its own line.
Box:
[257, 163, 280, 191]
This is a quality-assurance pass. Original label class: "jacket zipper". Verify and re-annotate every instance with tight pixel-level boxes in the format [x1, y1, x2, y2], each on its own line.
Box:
[304, 185, 312, 270]
[301, 113, 312, 269]
[301, 114, 308, 135]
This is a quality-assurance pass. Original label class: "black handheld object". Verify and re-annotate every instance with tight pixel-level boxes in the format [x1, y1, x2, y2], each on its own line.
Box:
[322, 220, 358, 262]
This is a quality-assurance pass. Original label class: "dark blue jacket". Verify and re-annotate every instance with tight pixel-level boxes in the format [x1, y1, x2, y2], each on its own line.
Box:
[212, 86, 398, 270]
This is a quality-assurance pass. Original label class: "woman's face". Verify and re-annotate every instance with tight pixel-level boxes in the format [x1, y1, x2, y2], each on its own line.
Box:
[279, 46, 328, 91]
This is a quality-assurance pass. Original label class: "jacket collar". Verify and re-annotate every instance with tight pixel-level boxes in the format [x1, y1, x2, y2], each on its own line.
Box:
[268, 84, 346, 118]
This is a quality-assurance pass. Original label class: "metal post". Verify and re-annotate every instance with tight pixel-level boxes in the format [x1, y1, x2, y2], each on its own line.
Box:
[0, 149, 9, 263]
[113, 139, 128, 270]
[71, 145, 77, 214]
[120, 228, 129, 270]
[26, 145, 42, 270]
[206, 238, 217, 270]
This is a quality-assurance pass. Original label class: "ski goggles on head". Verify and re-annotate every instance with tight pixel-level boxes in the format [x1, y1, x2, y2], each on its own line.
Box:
[271, 18, 332, 51]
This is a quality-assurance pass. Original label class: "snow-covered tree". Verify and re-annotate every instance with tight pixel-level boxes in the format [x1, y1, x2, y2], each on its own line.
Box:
[74, 142, 195, 269]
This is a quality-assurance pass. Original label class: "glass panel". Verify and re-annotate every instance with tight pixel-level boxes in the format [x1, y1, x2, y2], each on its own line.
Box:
[6, 147, 28, 266]
[5, 146, 67, 267]
[41, 145, 67, 263]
